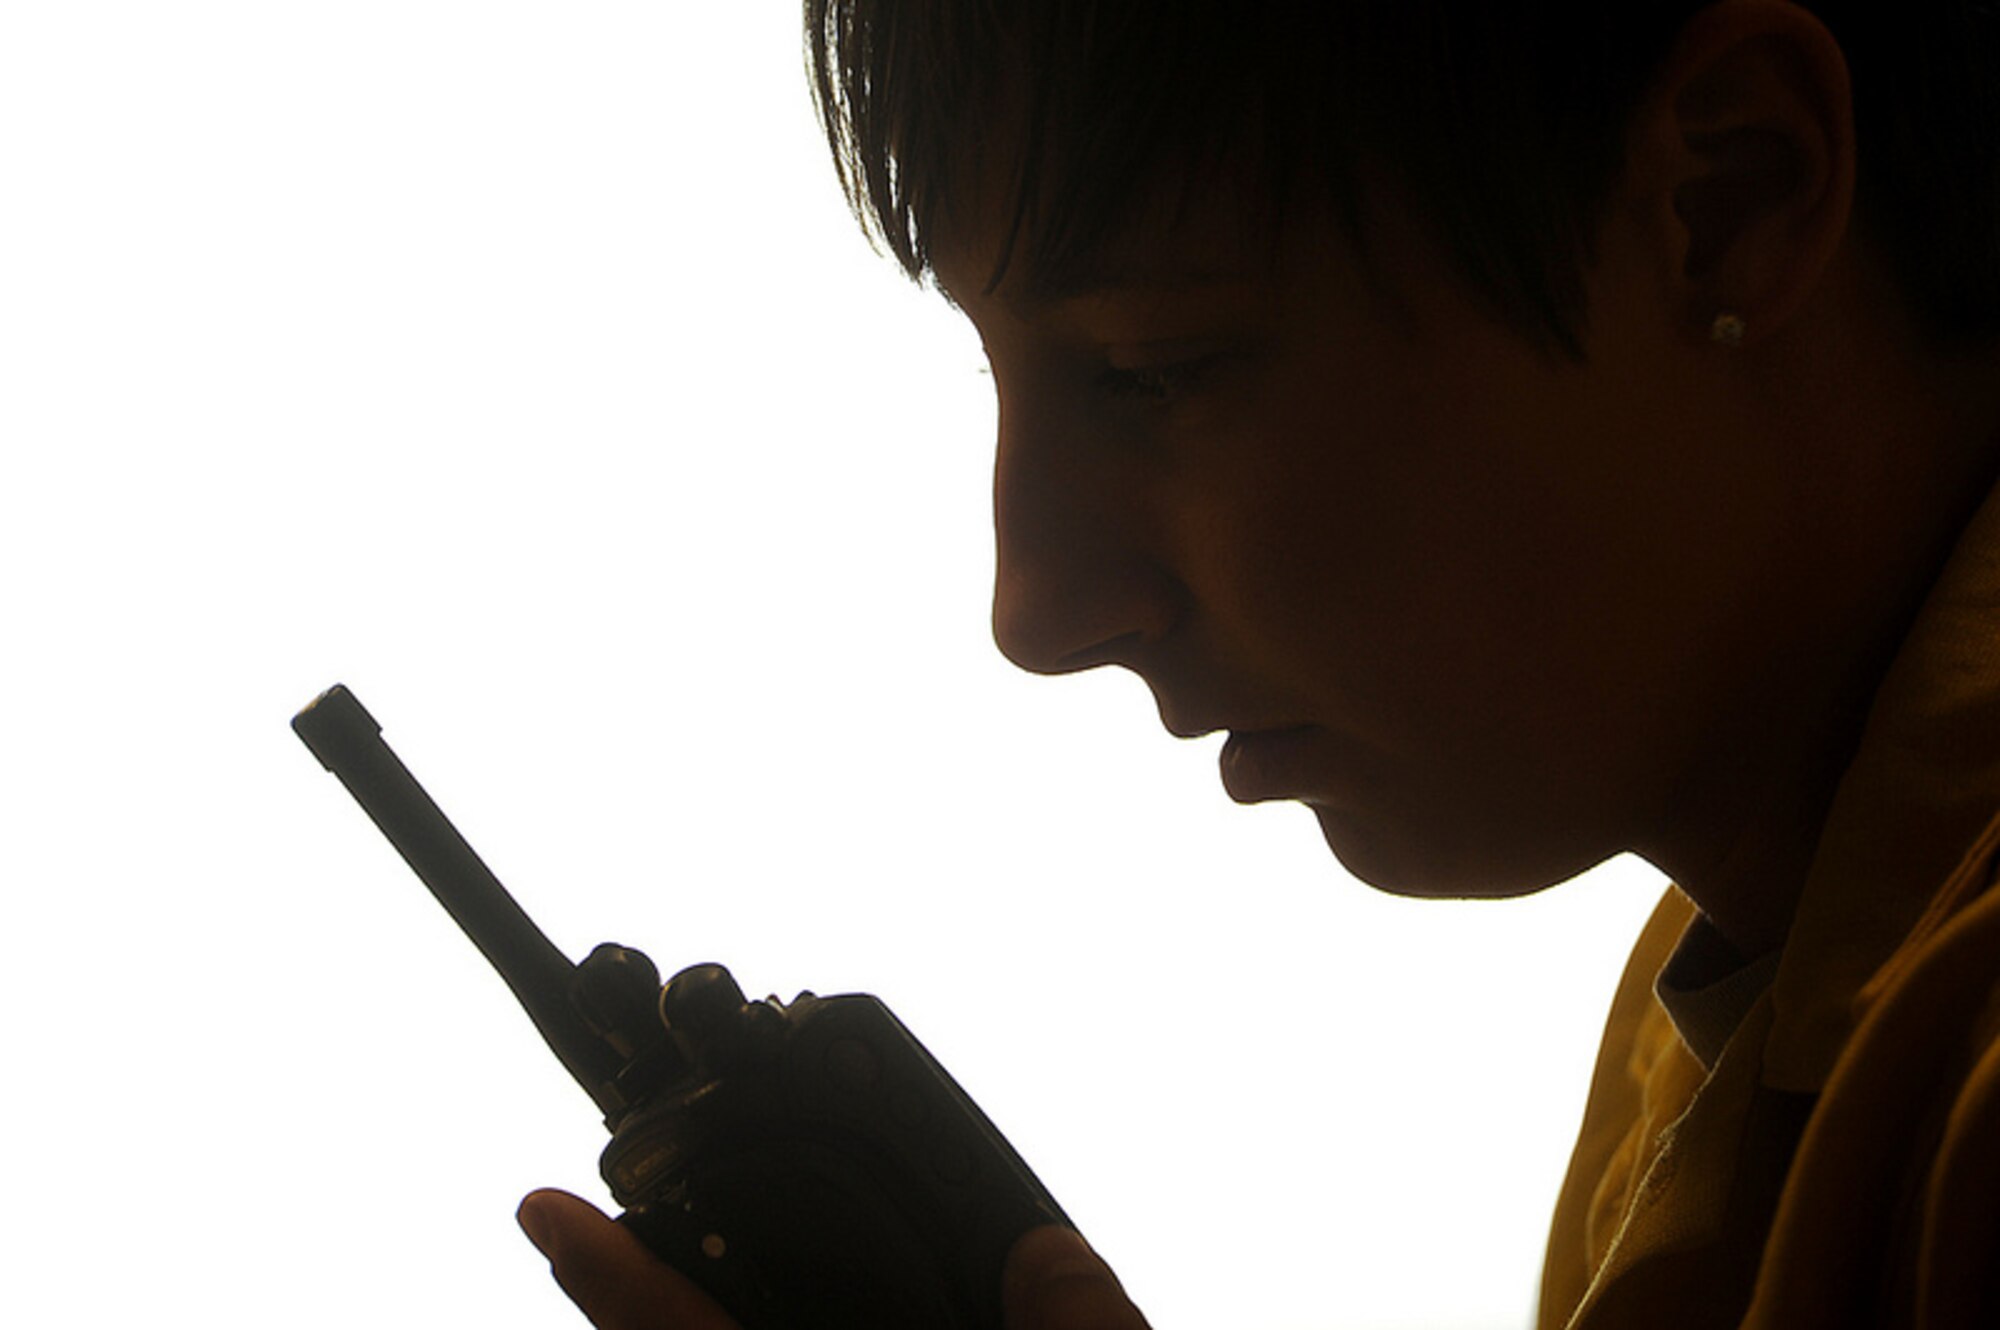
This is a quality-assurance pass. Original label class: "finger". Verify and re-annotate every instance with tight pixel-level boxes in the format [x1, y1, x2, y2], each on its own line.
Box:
[518, 1189, 740, 1330]
[1003, 1225, 1153, 1330]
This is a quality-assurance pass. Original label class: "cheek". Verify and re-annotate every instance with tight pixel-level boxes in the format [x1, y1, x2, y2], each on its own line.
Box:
[1184, 409, 1503, 701]
[1176, 391, 1652, 785]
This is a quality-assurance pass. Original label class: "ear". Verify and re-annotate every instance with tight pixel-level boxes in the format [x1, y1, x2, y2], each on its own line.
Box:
[1620, 0, 1858, 349]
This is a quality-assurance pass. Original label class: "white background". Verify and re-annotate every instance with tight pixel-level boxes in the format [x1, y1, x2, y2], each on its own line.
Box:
[0, 6, 1666, 1328]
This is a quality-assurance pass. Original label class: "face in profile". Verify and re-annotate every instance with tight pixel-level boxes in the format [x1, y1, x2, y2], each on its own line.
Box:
[934, 171, 1798, 900]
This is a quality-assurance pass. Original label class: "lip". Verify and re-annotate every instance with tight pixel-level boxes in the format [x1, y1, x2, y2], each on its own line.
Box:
[1219, 727, 1319, 803]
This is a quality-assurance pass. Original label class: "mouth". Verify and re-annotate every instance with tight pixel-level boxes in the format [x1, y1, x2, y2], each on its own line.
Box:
[1219, 727, 1319, 803]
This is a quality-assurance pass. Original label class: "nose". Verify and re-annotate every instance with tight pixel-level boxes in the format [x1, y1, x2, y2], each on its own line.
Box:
[989, 390, 1186, 675]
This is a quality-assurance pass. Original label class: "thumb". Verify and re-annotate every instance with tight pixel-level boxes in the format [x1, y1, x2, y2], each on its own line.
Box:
[1004, 1225, 1152, 1330]
[517, 1188, 737, 1329]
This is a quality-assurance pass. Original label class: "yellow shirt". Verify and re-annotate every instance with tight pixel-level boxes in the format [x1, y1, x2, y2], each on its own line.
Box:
[1539, 488, 2000, 1329]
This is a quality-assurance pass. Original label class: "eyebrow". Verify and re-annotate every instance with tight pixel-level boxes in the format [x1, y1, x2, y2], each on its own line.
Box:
[938, 263, 1258, 314]
[1036, 267, 1254, 304]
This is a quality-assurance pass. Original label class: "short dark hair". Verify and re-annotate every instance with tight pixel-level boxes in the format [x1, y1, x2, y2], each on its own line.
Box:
[805, 1, 2000, 363]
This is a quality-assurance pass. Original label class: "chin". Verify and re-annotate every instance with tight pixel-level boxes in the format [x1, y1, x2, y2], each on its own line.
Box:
[1308, 803, 1586, 901]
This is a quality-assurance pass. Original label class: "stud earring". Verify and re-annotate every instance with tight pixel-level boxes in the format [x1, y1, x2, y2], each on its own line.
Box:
[1710, 312, 1747, 348]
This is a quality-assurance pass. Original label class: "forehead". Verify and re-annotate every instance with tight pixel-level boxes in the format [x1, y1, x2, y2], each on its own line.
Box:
[932, 141, 1325, 286]
[928, 157, 1413, 332]
[935, 203, 1273, 310]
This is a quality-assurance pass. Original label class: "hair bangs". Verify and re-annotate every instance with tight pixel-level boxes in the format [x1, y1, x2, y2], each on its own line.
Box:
[807, 2, 1368, 300]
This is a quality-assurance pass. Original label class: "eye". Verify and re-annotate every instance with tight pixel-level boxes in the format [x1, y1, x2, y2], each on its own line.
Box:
[1093, 354, 1221, 404]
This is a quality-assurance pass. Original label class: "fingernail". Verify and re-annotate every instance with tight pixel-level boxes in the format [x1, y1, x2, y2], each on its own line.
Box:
[516, 1193, 558, 1256]
[1034, 1228, 1107, 1283]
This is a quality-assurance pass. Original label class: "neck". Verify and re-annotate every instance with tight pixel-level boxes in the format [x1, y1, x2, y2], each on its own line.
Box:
[1644, 329, 2000, 959]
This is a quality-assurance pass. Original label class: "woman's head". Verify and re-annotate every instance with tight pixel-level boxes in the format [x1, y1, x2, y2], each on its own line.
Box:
[806, 1, 2000, 925]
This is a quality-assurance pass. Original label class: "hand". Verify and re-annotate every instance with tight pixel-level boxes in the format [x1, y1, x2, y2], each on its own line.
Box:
[518, 1193, 1149, 1330]
[518, 1189, 741, 1330]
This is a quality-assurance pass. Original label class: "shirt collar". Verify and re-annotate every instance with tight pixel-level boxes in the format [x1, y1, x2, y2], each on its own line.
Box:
[1762, 479, 2000, 1092]
[1656, 911, 1783, 1070]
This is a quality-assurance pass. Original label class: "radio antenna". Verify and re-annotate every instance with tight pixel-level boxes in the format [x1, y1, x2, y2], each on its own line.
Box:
[292, 684, 629, 1115]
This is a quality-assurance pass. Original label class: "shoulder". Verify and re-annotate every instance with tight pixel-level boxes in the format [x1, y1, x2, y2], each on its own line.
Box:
[1760, 841, 2000, 1327]
[1874, 856, 2000, 1327]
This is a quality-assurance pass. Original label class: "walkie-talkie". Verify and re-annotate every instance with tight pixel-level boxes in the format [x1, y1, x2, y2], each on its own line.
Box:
[292, 683, 1071, 1329]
